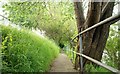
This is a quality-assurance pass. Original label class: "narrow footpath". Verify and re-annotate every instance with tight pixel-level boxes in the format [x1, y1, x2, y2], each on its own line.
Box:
[50, 53, 78, 72]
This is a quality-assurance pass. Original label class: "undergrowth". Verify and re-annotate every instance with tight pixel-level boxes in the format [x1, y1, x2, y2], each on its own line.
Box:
[0, 25, 59, 72]
[85, 63, 113, 73]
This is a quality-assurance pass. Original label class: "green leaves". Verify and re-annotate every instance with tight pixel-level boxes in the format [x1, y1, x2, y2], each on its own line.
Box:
[3, 2, 77, 46]
[103, 24, 120, 69]
[1, 25, 59, 72]
[85, 63, 110, 72]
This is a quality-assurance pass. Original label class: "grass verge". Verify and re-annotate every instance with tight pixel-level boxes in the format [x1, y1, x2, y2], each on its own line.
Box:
[0, 25, 59, 72]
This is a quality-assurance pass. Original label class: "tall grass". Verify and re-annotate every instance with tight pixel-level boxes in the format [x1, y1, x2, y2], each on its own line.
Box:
[0, 25, 59, 72]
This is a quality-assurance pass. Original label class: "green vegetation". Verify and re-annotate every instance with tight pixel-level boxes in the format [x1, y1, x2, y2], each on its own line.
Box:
[64, 46, 76, 63]
[3, 2, 77, 46]
[0, 25, 59, 72]
[102, 24, 120, 69]
[0, 1, 119, 72]
[79, 24, 120, 72]
[85, 63, 112, 73]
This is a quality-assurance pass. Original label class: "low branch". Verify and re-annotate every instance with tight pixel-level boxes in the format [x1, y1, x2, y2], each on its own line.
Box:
[0, 14, 10, 21]
[101, 1, 110, 17]
[101, 0, 119, 19]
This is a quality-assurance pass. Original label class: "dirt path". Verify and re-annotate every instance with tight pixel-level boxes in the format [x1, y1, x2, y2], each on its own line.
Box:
[49, 53, 78, 72]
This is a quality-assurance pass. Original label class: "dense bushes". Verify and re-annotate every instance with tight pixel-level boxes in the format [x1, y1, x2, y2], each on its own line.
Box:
[0, 25, 59, 72]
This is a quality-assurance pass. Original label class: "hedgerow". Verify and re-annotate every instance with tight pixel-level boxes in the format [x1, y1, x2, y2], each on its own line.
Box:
[0, 25, 59, 72]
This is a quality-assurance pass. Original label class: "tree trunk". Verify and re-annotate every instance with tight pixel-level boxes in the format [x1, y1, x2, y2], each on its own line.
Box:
[74, 1, 115, 71]
[74, 2, 85, 70]
[118, 18, 120, 70]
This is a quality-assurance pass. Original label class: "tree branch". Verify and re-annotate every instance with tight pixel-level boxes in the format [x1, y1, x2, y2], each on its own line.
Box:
[0, 14, 10, 21]
[101, 0, 114, 18]
[101, 0, 118, 19]
[74, 2, 85, 32]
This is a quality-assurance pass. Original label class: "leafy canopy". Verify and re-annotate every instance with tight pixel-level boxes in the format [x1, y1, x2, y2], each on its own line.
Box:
[3, 2, 77, 46]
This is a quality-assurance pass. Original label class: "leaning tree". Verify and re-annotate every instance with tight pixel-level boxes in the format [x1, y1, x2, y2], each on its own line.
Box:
[73, 0, 119, 70]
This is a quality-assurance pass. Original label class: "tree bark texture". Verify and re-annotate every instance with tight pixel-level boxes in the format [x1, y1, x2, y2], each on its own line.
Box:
[74, 2, 85, 70]
[74, 1, 115, 71]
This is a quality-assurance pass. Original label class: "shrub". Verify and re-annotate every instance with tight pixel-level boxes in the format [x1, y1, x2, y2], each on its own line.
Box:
[0, 25, 59, 72]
